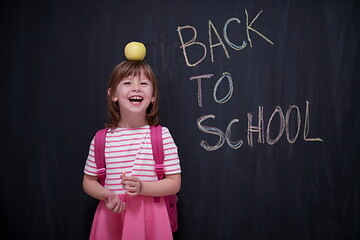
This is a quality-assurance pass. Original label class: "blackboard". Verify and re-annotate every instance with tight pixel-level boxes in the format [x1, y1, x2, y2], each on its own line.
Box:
[1, 0, 359, 239]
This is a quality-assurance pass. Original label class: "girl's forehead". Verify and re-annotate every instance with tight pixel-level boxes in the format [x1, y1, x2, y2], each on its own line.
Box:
[121, 71, 149, 80]
[125, 68, 144, 77]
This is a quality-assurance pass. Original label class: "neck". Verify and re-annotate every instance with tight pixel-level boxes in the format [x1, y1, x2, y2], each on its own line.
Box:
[118, 114, 148, 128]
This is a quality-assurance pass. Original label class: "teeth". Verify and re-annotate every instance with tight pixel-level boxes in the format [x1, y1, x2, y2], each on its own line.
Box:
[129, 96, 143, 102]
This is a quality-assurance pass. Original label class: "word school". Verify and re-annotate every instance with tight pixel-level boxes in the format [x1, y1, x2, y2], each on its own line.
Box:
[197, 101, 323, 151]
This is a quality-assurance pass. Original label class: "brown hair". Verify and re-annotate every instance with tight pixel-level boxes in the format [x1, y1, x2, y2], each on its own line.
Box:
[106, 61, 160, 128]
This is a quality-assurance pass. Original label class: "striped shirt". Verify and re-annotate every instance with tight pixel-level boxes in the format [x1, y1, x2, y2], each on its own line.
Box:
[84, 125, 181, 194]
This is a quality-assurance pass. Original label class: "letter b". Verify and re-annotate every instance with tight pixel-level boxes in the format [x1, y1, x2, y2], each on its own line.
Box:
[177, 25, 207, 67]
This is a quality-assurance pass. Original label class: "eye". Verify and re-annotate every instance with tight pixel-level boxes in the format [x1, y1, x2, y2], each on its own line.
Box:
[122, 81, 131, 85]
[140, 81, 149, 85]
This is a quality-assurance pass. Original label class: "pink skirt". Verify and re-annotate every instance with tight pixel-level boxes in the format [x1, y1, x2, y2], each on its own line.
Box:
[89, 194, 173, 240]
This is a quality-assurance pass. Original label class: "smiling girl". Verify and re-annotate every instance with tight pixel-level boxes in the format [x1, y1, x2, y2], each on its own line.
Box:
[83, 61, 181, 240]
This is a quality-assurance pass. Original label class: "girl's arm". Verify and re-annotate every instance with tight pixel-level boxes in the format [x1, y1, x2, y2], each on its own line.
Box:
[122, 173, 181, 197]
[83, 174, 126, 213]
[83, 174, 110, 201]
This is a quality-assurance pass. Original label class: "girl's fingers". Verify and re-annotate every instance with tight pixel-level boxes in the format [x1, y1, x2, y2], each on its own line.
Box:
[113, 201, 126, 213]
[125, 190, 139, 197]
[122, 176, 140, 185]
[122, 180, 140, 190]
[112, 202, 120, 212]
[122, 177, 141, 197]
[119, 202, 126, 212]
[126, 192, 135, 197]
[124, 186, 137, 192]
[122, 180, 137, 187]
[107, 201, 116, 209]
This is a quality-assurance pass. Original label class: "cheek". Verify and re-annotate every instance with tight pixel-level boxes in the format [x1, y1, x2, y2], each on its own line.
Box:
[116, 88, 128, 98]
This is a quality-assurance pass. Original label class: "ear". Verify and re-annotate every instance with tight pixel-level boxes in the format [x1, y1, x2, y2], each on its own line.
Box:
[151, 96, 155, 104]
[108, 88, 117, 102]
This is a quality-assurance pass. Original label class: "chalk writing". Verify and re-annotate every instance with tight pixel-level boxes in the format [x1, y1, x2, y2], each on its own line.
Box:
[286, 105, 301, 143]
[177, 25, 207, 67]
[197, 101, 322, 150]
[224, 18, 247, 50]
[190, 74, 213, 107]
[177, 9, 274, 67]
[226, 119, 243, 149]
[247, 106, 264, 146]
[197, 115, 225, 151]
[208, 20, 230, 62]
[245, 10, 274, 48]
[176, 10, 323, 151]
[190, 72, 234, 107]
[197, 115, 243, 151]
[213, 72, 234, 104]
[304, 101, 323, 142]
[266, 106, 285, 145]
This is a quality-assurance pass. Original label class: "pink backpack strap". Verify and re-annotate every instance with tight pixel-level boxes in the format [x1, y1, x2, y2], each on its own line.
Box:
[94, 128, 108, 186]
[150, 125, 165, 180]
[151, 125, 178, 232]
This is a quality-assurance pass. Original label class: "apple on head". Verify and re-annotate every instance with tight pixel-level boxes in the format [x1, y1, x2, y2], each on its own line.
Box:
[124, 42, 146, 61]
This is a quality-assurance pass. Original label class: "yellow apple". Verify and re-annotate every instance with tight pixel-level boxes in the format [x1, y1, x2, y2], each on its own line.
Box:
[124, 41, 146, 61]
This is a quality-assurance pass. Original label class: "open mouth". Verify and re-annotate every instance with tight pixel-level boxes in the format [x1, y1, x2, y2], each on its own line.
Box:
[129, 96, 143, 103]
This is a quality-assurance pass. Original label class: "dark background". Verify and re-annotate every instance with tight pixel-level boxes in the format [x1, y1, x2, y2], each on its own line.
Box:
[1, 0, 359, 239]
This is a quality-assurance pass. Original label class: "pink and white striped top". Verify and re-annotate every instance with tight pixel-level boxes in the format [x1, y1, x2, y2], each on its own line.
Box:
[84, 125, 181, 194]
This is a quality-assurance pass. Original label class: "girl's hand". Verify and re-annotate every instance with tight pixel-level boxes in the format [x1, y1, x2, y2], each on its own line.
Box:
[121, 175, 142, 197]
[103, 192, 126, 213]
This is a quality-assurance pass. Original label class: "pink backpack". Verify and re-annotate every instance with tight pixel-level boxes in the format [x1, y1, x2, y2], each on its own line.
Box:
[94, 125, 178, 232]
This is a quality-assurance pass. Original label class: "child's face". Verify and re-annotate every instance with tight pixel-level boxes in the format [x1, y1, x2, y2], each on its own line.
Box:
[111, 71, 155, 119]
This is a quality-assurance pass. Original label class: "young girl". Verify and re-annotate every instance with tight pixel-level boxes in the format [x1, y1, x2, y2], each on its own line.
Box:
[83, 60, 181, 240]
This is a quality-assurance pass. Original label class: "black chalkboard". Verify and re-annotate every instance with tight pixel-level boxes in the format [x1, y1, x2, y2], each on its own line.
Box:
[1, 0, 359, 239]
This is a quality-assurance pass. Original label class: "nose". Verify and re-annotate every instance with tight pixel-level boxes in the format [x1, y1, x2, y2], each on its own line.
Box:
[132, 82, 140, 92]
